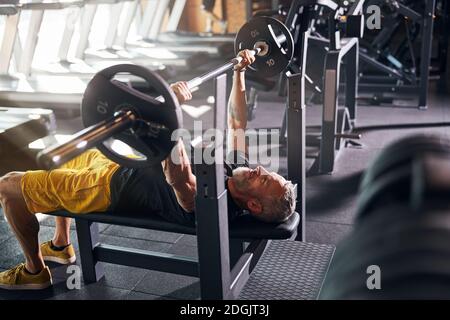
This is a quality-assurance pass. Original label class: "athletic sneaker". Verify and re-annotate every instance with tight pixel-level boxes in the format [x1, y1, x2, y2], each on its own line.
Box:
[41, 240, 76, 265]
[0, 263, 52, 290]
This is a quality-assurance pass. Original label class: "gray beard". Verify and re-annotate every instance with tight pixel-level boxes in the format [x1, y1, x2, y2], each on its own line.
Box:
[232, 167, 250, 192]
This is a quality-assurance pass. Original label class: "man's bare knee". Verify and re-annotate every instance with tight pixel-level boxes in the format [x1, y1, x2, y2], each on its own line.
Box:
[0, 172, 33, 227]
[0, 172, 25, 202]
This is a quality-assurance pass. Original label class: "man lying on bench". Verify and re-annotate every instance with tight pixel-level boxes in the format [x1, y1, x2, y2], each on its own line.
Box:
[0, 50, 296, 290]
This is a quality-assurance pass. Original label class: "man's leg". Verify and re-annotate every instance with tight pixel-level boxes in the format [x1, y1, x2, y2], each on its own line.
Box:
[52, 217, 72, 247]
[40, 215, 76, 265]
[0, 172, 45, 274]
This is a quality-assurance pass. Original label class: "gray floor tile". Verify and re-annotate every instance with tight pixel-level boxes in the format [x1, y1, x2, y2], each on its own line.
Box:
[50, 282, 130, 300]
[305, 221, 353, 246]
[0, 237, 24, 269]
[126, 291, 174, 300]
[44, 250, 147, 293]
[307, 192, 359, 225]
[16, 277, 77, 300]
[98, 264, 149, 291]
[331, 147, 378, 178]
[175, 234, 197, 246]
[0, 289, 24, 300]
[48, 263, 81, 280]
[50, 235, 173, 288]
[0, 226, 80, 271]
[357, 105, 445, 126]
[99, 234, 173, 252]
[0, 274, 77, 300]
[306, 171, 361, 200]
[167, 243, 198, 259]
[134, 271, 200, 299]
[103, 225, 183, 243]
[356, 129, 437, 162]
[0, 220, 13, 245]
[358, 128, 450, 150]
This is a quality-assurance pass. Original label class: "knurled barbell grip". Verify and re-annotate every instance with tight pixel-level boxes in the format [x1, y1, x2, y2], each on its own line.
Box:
[37, 110, 136, 170]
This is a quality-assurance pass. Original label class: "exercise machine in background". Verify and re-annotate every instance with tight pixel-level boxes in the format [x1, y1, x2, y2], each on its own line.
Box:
[0, 0, 86, 111]
[357, 0, 437, 109]
[273, 0, 365, 175]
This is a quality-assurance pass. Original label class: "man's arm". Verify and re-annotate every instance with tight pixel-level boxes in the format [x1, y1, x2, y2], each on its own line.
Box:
[227, 50, 256, 155]
[161, 81, 196, 213]
[162, 51, 255, 212]
[162, 139, 196, 213]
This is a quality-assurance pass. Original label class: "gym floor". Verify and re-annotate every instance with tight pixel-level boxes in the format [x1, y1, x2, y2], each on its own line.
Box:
[1, 79, 448, 300]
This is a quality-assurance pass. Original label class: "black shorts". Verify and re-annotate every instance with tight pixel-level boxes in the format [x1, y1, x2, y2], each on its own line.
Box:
[109, 165, 196, 226]
[109, 150, 248, 226]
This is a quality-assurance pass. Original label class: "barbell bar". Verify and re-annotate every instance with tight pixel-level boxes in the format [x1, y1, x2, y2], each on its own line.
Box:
[38, 111, 136, 169]
[166, 47, 262, 96]
[37, 16, 295, 169]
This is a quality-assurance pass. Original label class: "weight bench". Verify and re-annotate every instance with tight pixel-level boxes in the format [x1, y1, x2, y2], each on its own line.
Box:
[48, 210, 300, 240]
[45, 209, 336, 300]
[45, 210, 300, 279]
[35, 70, 335, 299]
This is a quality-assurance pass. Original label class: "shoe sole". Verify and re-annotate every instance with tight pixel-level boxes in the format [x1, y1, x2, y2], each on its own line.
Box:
[0, 281, 52, 290]
[42, 255, 76, 265]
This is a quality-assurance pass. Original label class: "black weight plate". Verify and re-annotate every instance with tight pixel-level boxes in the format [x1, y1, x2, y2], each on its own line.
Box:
[82, 64, 182, 168]
[358, 136, 450, 222]
[322, 207, 450, 299]
[360, 135, 450, 191]
[357, 165, 411, 219]
[235, 16, 294, 78]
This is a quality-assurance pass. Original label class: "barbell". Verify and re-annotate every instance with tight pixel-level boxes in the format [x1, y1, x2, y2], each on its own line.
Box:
[37, 16, 294, 169]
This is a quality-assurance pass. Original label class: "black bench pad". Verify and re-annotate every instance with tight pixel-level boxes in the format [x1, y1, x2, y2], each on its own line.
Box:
[46, 211, 300, 240]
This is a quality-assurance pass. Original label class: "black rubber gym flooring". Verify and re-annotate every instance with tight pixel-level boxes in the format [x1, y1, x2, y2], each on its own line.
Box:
[0, 82, 449, 300]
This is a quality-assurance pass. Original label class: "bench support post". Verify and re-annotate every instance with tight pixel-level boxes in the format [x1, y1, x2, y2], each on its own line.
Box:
[75, 220, 104, 283]
[194, 74, 232, 300]
[229, 239, 245, 269]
